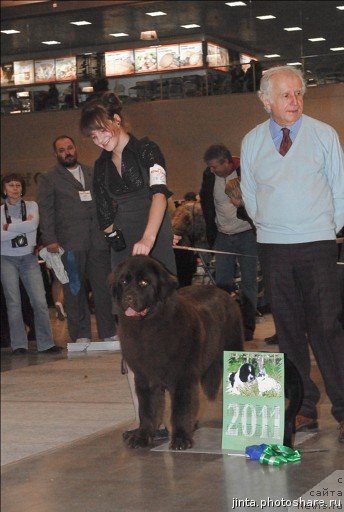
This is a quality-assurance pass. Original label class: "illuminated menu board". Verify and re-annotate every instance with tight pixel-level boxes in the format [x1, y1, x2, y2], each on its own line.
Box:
[35, 59, 56, 83]
[1, 63, 14, 86]
[207, 42, 230, 72]
[77, 53, 105, 79]
[157, 44, 180, 71]
[105, 50, 135, 77]
[179, 42, 203, 69]
[14, 60, 35, 85]
[134, 47, 158, 73]
[55, 56, 77, 81]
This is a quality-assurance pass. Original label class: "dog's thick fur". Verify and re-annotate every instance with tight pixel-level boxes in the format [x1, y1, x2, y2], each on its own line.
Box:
[111, 255, 244, 450]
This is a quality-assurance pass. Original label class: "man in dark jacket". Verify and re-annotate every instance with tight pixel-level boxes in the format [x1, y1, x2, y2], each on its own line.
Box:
[200, 144, 258, 341]
[37, 135, 116, 343]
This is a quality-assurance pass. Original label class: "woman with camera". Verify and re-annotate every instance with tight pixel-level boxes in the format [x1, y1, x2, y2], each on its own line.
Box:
[79, 91, 176, 275]
[1, 173, 61, 354]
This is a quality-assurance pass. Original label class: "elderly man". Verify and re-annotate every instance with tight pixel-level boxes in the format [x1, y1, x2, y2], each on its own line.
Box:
[37, 135, 116, 344]
[240, 66, 344, 442]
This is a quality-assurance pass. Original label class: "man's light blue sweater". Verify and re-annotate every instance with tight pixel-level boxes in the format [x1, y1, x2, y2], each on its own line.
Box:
[240, 114, 344, 244]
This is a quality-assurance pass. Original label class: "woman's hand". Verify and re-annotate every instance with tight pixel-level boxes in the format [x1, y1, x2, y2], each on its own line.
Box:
[132, 235, 155, 255]
[27, 214, 34, 221]
[46, 242, 60, 253]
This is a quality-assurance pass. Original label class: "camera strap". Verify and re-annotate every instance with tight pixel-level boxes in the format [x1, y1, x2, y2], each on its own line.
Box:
[4, 200, 27, 224]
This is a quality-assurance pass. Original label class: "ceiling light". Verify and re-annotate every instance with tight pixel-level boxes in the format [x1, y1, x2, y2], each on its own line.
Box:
[109, 33, 129, 37]
[330, 46, 344, 51]
[140, 30, 158, 40]
[1, 29, 21, 34]
[70, 21, 92, 26]
[256, 15, 276, 20]
[225, 2, 247, 6]
[308, 37, 326, 42]
[264, 54, 280, 58]
[287, 62, 302, 66]
[284, 27, 302, 31]
[41, 40, 61, 45]
[336, 5, 344, 9]
[181, 24, 200, 29]
[145, 11, 166, 16]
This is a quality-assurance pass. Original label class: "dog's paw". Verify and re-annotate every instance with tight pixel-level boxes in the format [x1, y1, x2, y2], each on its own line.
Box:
[169, 434, 194, 450]
[124, 429, 151, 448]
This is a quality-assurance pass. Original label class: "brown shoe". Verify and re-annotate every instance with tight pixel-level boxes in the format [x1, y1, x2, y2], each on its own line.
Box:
[295, 415, 319, 432]
[338, 421, 344, 443]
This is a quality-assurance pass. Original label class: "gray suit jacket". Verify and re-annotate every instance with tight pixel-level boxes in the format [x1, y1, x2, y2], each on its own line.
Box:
[37, 162, 108, 251]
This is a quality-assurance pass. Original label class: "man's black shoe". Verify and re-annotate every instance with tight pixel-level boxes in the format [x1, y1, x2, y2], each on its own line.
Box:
[12, 348, 28, 355]
[265, 333, 278, 345]
[40, 345, 62, 354]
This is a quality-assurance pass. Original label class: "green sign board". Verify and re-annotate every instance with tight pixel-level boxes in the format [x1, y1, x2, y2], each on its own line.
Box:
[222, 351, 285, 451]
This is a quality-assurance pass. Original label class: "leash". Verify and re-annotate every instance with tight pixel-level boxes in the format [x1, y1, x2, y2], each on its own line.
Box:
[174, 236, 343, 262]
[174, 245, 258, 258]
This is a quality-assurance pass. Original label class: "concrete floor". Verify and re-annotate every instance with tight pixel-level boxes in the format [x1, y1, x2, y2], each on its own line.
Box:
[1, 311, 343, 512]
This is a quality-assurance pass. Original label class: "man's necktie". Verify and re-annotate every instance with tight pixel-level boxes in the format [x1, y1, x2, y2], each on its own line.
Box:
[279, 127, 292, 156]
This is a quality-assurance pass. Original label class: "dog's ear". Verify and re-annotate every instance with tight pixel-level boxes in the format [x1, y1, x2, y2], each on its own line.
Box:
[154, 263, 178, 301]
[107, 259, 127, 300]
[107, 271, 117, 299]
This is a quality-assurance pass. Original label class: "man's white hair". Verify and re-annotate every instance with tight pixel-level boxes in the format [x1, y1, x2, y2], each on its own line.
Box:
[258, 66, 306, 112]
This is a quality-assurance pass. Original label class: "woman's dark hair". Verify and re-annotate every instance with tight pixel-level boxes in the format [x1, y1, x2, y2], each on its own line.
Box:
[1, 173, 26, 198]
[80, 92, 123, 136]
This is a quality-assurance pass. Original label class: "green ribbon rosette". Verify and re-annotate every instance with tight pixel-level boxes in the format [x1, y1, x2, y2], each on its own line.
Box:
[259, 444, 301, 466]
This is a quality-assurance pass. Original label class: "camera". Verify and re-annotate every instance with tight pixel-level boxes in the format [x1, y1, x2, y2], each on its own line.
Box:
[11, 234, 28, 248]
[105, 228, 126, 252]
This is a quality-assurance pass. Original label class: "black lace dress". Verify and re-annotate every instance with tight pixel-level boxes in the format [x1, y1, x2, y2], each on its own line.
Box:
[93, 134, 176, 274]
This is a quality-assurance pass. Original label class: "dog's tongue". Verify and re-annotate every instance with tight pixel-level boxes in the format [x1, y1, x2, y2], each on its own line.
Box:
[125, 307, 148, 317]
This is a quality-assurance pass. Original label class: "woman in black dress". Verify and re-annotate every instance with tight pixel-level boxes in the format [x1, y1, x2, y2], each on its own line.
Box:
[80, 92, 176, 440]
[80, 92, 176, 275]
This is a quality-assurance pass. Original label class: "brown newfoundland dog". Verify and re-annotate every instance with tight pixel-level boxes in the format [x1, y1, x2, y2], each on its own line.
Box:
[110, 255, 244, 450]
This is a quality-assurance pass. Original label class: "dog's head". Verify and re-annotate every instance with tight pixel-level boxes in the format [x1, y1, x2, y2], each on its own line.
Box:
[109, 255, 178, 319]
[238, 363, 256, 383]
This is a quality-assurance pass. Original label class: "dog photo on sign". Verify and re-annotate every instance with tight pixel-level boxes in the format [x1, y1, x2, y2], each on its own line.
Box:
[226, 353, 283, 397]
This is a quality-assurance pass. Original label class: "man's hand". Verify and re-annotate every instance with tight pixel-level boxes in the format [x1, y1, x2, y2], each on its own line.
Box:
[173, 234, 182, 246]
[46, 242, 60, 253]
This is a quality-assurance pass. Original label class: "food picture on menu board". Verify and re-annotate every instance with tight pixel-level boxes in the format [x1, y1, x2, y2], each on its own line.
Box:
[157, 45, 180, 70]
[13, 60, 35, 85]
[1, 63, 14, 86]
[55, 57, 77, 81]
[179, 42, 203, 69]
[105, 50, 135, 77]
[207, 43, 230, 71]
[35, 59, 56, 83]
[134, 48, 158, 73]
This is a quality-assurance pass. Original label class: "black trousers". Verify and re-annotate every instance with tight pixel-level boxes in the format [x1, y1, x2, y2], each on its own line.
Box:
[61, 248, 115, 342]
[259, 240, 344, 423]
